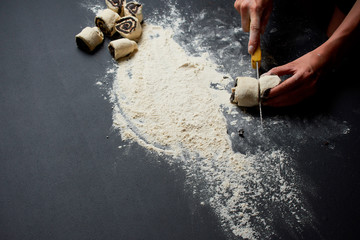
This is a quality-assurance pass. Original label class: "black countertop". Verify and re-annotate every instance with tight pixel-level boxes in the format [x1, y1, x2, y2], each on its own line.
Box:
[1, 0, 360, 239]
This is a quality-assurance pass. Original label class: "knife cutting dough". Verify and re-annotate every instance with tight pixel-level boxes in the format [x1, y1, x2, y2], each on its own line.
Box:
[234, 0, 360, 107]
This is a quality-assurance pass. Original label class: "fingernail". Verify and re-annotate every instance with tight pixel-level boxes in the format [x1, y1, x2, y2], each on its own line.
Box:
[248, 45, 254, 54]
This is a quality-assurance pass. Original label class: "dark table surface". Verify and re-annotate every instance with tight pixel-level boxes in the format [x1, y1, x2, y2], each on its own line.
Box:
[1, 0, 360, 239]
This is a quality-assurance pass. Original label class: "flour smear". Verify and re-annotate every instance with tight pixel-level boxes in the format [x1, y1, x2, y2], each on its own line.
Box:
[80, 1, 352, 239]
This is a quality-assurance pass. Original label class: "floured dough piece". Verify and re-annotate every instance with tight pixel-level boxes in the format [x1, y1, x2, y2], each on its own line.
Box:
[232, 77, 259, 107]
[259, 75, 281, 98]
[95, 9, 121, 36]
[75, 27, 104, 52]
[105, 0, 125, 16]
[231, 75, 281, 107]
[124, 1, 143, 23]
[108, 38, 138, 60]
[115, 16, 142, 40]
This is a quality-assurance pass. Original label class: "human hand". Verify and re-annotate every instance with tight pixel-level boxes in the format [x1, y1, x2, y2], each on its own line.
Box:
[234, 0, 273, 54]
[263, 51, 329, 107]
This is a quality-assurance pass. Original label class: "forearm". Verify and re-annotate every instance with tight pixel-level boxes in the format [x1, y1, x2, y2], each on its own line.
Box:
[315, 0, 360, 65]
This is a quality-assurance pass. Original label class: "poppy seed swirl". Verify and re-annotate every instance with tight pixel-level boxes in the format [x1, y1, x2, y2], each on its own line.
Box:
[107, 0, 124, 7]
[126, 2, 141, 16]
[115, 17, 137, 34]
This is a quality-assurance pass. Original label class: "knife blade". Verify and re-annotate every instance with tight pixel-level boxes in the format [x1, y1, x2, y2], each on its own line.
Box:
[251, 45, 263, 126]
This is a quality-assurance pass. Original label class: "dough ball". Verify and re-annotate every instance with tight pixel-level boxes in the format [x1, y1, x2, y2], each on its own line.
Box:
[259, 75, 281, 97]
[75, 27, 104, 52]
[115, 16, 142, 40]
[95, 9, 121, 37]
[108, 38, 138, 60]
[124, 1, 143, 23]
[105, 0, 125, 16]
[232, 77, 259, 107]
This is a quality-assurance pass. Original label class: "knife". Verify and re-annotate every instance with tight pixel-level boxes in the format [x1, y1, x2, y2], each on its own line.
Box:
[251, 45, 263, 126]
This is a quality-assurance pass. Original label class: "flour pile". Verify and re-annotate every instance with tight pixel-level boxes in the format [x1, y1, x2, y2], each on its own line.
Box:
[109, 23, 311, 239]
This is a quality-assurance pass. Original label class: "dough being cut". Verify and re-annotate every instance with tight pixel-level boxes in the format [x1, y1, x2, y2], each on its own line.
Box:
[108, 38, 138, 60]
[231, 75, 281, 107]
[75, 27, 104, 52]
[124, 1, 143, 23]
[95, 9, 121, 36]
[105, 0, 125, 16]
[259, 75, 281, 98]
[232, 77, 259, 107]
[115, 16, 142, 40]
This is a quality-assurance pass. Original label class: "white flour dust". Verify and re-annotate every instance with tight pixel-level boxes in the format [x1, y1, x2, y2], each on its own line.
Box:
[79, 1, 333, 239]
[108, 23, 311, 239]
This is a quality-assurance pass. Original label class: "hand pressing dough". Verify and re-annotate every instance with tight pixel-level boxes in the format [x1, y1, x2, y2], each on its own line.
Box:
[231, 75, 281, 107]
[259, 75, 281, 98]
[95, 9, 121, 36]
[108, 38, 138, 60]
[105, 0, 125, 16]
[75, 27, 104, 52]
[115, 16, 142, 40]
[124, 1, 143, 23]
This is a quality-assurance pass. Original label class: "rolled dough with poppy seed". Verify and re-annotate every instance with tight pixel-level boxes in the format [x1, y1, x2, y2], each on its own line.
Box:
[108, 38, 138, 60]
[75, 27, 104, 52]
[231, 75, 281, 107]
[95, 9, 121, 37]
[115, 16, 142, 40]
[124, 1, 143, 23]
[105, 0, 125, 16]
[232, 77, 259, 107]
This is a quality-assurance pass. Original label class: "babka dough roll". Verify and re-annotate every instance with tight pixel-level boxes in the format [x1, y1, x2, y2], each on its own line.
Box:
[115, 16, 142, 40]
[232, 77, 259, 107]
[108, 38, 138, 60]
[95, 9, 121, 36]
[75, 27, 104, 52]
[259, 75, 281, 98]
[105, 0, 125, 16]
[124, 1, 143, 23]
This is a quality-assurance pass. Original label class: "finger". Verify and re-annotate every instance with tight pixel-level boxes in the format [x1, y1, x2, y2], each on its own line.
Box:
[240, 4, 250, 32]
[263, 83, 316, 107]
[234, 0, 241, 13]
[261, 7, 272, 34]
[266, 73, 302, 98]
[267, 64, 295, 76]
[248, 15, 261, 54]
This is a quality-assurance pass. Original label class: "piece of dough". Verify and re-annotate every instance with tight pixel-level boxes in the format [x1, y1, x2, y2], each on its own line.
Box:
[124, 1, 143, 23]
[95, 9, 121, 36]
[115, 16, 142, 40]
[108, 38, 138, 60]
[232, 77, 259, 107]
[259, 75, 281, 98]
[75, 27, 104, 52]
[105, 0, 125, 16]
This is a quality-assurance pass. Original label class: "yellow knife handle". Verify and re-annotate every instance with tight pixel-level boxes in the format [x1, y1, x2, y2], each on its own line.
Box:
[251, 45, 261, 69]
